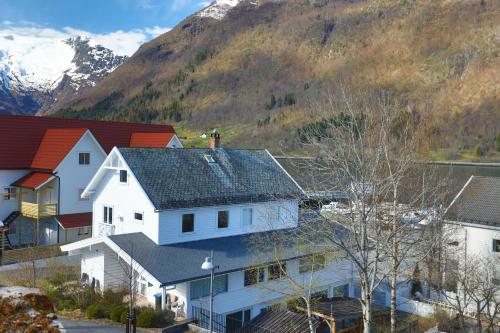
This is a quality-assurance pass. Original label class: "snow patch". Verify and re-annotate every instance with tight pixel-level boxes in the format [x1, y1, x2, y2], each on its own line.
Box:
[198, 0, 242, 20]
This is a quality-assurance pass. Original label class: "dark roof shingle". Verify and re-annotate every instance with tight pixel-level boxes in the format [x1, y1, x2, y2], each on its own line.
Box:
[444, 176, 500, 227]
[119, 148, 303, 210]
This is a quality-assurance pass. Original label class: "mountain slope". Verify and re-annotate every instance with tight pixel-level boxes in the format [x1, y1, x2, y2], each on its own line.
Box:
[0, 35, 126, 115]
[53, 0, 500, 157]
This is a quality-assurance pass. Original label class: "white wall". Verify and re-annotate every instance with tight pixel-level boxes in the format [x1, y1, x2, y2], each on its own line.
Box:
[0, 169, 29, 220]
[166, 135, 183, 149]
[56, 132, 107, 215]
[158, 200, 299, 245]
[90, 163, 159, 243]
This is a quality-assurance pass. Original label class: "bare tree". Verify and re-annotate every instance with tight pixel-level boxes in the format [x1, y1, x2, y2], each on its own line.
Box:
[289, 84, 448, 333]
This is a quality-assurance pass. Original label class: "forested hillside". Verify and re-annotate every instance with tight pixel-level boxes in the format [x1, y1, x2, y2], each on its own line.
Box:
[53, 0, 500, 159]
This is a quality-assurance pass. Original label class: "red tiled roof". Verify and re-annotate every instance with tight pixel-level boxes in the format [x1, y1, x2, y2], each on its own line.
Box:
[31, 128, 88, 170]
[11, 172, 55, 190]
[0, 115, 176, 169]
[130, 132, 175, 148]
[56, 212, 92, 229]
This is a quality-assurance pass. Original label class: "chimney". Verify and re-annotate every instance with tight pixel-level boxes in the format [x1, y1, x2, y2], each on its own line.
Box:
[209, 129, 221, 149]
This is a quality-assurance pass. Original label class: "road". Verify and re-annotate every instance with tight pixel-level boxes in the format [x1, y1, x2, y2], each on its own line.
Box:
[59, 318, 125, 333]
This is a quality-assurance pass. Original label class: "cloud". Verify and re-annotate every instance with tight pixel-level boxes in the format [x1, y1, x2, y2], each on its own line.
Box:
[170, 0, 191, 11]
[0, 22, 171, 56]
[198, 1, 212, 8]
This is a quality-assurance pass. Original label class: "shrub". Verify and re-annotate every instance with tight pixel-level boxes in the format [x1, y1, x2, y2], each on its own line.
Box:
[86, 303, 109, 319]
[136, 309, 175, 328]
[58, 299, 78, 311]
[120, 310, 129, 324]
[110, 305, 127, 322]
[102, 289, 126, 307]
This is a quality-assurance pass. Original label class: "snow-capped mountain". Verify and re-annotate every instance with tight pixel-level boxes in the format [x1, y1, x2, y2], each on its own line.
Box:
[197, 0, 244, 20]
[0, 34, 126, 115]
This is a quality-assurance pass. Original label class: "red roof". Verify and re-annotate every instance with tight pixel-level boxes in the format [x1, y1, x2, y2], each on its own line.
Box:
[56, 212, 92, 229]
[130, 132, 175, 148]
[0, 115, 176, 169]
[31, 128, 88, 170]
[11, 172, 55, 190]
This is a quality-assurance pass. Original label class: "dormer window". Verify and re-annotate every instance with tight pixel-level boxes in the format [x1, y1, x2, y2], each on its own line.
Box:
[120, 170, 128, 183]
[79, 152, 90, 165]
[494, 239, 500, 253]
[204, 154, 215, 163]
[218, 210, 229, 229]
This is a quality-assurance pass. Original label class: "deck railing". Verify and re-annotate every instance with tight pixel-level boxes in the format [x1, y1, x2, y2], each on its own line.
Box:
[98, 223, 115, 237]
[20, 202, 57, 219]
[0, 242, 68, 265]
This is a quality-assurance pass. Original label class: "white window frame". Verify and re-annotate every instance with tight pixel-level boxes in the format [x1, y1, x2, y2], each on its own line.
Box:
[2, 187, 17, 201]
[181, 213, 195, 234]
[78, 152, 91, 166]
[242, 207, 253, 226]
[103, 205, 114, 224]
[119, 169, 128, 184]
[269, 204, 280, 222]
[217, 210, 229, 229]
[134, 211, 144, 223]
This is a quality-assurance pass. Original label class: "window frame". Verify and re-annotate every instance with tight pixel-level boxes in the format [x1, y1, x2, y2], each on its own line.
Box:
[134, 211, 144, 223]
[244, 267, 265, 287]
[493, 239, 500, 253]
[269, 204, 280, 221]
[298, 254, 326, 274]
[2, 187, 17, 201]
[78, 152, 91, 166]
[242, 207, 253, 226]
[182, 213, 195, 233]
[217, 210, 229, 229]
[103, 205, 113, 224]
[189, 274, 228, 300]
[268, 262, 287, 281]
[119, 169, 128, 184]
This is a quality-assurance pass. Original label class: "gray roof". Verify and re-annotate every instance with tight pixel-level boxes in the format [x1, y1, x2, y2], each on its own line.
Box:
[236, 309, 318, 333]
[108, 228, 314, 286]
[119, 148, 302, 210]
[444, 176, 500, 227]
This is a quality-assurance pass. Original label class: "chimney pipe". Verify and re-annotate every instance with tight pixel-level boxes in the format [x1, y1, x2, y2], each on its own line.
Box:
[209, 129, 221, 149]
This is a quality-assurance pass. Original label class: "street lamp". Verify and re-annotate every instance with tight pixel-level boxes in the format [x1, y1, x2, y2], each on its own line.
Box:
[201, 251, 217, 333]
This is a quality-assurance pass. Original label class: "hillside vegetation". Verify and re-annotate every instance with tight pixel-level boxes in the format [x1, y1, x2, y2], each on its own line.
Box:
[53, 0, 500, 159]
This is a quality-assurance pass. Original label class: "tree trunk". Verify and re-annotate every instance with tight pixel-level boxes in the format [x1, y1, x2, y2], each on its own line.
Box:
[475, 302, 482, 333]
[361, 277, 372, 333]
[390, 191, 398, 333]
[305, 300, 315, 333]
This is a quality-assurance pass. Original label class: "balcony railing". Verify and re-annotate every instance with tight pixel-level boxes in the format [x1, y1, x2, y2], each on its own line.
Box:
[98, 223, 115, 237]
[20, 202, 57, 219]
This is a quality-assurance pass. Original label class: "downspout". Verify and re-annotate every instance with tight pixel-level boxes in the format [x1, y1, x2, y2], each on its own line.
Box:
[55, 173, 61, 243]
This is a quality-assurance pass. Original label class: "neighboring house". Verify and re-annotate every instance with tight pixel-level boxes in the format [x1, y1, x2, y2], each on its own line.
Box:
[444, 175, 500, 263]
[0, 115, 181, 251]
[62, 147, 357, 331]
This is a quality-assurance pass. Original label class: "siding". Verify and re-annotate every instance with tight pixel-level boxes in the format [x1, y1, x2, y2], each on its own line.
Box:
[0, 170, 29, 220]
[157, 200, 299, 245]
[90, 158, 159, 243]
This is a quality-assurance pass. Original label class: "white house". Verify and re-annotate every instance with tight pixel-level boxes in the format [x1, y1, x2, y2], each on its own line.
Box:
[62, 147, 357, 332]
[0, 115, 181, 252]
[444, 175, 500, 265]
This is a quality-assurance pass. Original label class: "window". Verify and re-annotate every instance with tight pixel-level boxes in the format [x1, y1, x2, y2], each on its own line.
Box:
[190, 275, 228, 300]
[268, 263, 286, 280]
[78, 188, 88, 201]
[242, 208, 253, 226]
[218, 210, 229, 229]
[103, 206, 113, 224]
[79, 152, 90, 165]
[269, 205, 280, 221]
[134, 212, 144, 222]
[78, 227, 90, 235]
[332, 284, 349, 297]
[299, 254, 326, 274]
[2, 187, 17, 200]
[244, 267, 265, 286]
[119, 170, 128, 183]
[182, 213, 194, 233]
[494, 239, 500, 253]
[81, 273, 89, 283]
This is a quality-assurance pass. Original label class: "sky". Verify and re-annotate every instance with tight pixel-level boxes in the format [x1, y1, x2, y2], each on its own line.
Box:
[0, 0, 212, 55]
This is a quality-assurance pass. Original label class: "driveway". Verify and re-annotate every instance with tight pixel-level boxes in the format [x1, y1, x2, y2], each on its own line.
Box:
[59, 318, 125, 333]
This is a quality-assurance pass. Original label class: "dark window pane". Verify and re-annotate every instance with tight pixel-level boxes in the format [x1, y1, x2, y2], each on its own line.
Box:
[135, 212, 143, 221]
[268, 263, 286, 280]
[182, 214, 194, 233]
[120, 170, 128, 183]
[218, 210, 229, 228]
[104, 207, 108, 223]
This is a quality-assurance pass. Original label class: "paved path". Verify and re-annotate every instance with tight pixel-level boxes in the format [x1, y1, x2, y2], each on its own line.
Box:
[59, 318, 125, 333]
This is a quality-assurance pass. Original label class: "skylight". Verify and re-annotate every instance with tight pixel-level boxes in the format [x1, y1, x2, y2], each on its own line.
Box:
[204, 154, 216, 163]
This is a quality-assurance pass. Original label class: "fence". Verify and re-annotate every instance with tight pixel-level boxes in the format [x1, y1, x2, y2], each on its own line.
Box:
[0, 242, 68, 265]
[192, 306, 227, 333]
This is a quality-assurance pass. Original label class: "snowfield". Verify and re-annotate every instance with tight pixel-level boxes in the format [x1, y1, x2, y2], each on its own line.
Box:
[198, 0, 244, 20]
[0, 34, 75, 92]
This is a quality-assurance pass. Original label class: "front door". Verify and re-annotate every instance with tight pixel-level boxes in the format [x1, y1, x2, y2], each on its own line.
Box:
[226, 309, 251, 333]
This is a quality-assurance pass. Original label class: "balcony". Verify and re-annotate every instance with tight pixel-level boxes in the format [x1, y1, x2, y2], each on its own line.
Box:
[20, 202, 57, 219]
[98, 223, 115, 237]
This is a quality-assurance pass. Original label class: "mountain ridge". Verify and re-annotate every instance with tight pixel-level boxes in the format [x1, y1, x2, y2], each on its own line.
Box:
[51, 0, 500, 157]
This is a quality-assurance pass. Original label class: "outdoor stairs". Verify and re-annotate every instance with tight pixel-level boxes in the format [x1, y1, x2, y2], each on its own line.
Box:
[0, 211, 19, 252]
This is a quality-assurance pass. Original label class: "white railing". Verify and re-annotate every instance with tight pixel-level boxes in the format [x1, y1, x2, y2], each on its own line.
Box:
[98, 223, 115, 237]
